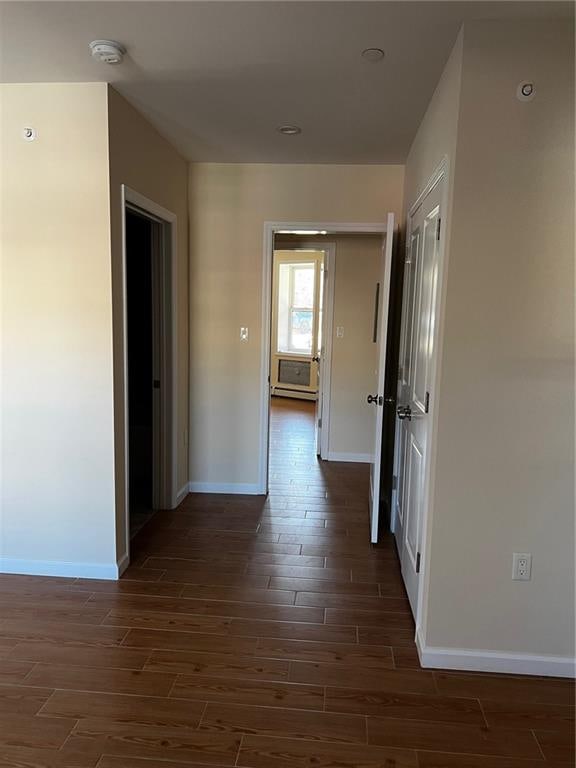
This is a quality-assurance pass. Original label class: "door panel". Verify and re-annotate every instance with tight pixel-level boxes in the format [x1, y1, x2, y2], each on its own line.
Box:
[403, 435, 423, 593]
[392, 227, 420, 554]
[392, 174, 444, 616]
[369, 212, 395, 543]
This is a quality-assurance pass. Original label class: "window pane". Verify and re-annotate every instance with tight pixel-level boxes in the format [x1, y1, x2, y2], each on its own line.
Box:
[290, 309, 313, 353]
[293, 265, 315, 309]
[277, 263, 291, 352]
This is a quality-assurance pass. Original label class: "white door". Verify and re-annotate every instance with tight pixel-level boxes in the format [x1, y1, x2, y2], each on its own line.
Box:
[393, 177, 443, 614]
[368, 212, 395, 543]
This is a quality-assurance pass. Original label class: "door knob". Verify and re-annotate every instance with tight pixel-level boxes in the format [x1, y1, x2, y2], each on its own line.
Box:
[367, 394, 383, 405]
[397, 405, 412, 421]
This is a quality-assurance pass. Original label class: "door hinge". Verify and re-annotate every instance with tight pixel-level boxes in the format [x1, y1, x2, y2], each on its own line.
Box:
[436, 218, 441, 241]
[416, 552, 421, 573]
[392, 475, 397, 490]
[153, 379, 161, 389]
[424, 391, 430, 413]
[318, 418, 322, 428]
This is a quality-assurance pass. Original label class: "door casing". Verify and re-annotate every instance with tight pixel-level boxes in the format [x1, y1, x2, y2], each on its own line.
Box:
[120, 186, 179, 565]
[391, 157, 451, 637]
[259, 221, 388, 494]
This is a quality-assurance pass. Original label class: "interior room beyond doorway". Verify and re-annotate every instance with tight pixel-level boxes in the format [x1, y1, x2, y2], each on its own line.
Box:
[271, 233, 384, 465]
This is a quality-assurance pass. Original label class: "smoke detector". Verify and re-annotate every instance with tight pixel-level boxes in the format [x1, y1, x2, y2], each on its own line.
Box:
[89, 40, 126, 65]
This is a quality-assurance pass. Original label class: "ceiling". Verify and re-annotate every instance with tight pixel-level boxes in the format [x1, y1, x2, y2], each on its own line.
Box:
[0, 1, 572, 163]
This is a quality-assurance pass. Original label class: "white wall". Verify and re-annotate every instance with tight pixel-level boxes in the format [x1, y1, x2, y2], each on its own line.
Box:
[0, 83, 117, 576]
[408, 21, 575, 668]
[188, 163, 404, 489]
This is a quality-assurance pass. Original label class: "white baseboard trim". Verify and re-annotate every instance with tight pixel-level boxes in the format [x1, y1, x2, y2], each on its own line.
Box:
[325, 452, 373, 464]
[188, 482, 264, 496]
[416, 630, 576, 678]
[175, 483, 190, 506]
[271, 389, 317, 401]
[0, 558, 121, 581]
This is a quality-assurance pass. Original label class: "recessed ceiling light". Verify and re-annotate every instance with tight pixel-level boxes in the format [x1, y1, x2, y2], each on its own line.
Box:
[89, 40, 126, 65]
[362, 48, 385, 63]
[277, 125, 302, 136]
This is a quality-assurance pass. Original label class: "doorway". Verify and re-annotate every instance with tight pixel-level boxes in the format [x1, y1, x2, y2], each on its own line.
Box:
[122, 188, 177, 549]
[260, 219, 396, 544]
[126, 209, 155, 536]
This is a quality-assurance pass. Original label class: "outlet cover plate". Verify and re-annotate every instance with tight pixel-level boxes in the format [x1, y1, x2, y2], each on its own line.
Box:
[512, 552, 532, 581]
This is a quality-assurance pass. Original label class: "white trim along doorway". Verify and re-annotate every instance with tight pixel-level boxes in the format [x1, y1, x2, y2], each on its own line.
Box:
[120, 186, 179, 565]
[258, 221, 389, 496]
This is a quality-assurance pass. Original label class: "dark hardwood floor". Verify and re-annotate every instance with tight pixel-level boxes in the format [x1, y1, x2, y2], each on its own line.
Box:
[0, 396, 574, 767]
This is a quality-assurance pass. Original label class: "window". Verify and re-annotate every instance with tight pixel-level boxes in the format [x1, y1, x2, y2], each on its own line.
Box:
[277, 262, 316, 354]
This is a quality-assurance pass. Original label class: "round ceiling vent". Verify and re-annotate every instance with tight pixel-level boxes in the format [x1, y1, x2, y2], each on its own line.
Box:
[362, 48, 385, 63]
[277, 125, 302, 136]
[89, 40, 126, 65]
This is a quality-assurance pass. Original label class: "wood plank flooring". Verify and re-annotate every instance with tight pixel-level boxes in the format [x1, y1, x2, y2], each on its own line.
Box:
[0, 397, 574, 767]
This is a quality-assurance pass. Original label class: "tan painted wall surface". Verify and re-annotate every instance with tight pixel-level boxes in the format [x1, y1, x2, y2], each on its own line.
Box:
[402, 32, 463, 214]
[329, 235, 381, 458]
[188, 164, 404, 486]
[421, 22, 575, 658]
[0, 83, 116, 567]
[107, 87, 189, 560]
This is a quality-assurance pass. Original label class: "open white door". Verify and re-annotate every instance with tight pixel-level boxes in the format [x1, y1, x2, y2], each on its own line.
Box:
[368, 212, 395, 543]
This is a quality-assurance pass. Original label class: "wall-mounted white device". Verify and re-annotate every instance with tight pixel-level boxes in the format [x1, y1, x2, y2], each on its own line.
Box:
[89, 40, 126, 65]
[512, 552, 532, 581]
[516, 82, 535, 102]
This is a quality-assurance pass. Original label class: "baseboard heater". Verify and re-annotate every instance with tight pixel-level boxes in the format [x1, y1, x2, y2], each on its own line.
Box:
[272, 358, 317, 400]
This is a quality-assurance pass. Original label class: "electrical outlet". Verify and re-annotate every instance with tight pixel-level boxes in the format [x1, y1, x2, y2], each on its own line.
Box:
[336, 326, 344, 338]
[240, 327, 249, 341]
[512, 552, 532, 581]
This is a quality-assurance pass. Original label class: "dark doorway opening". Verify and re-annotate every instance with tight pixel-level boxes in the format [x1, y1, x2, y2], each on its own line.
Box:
[126, 209, 155, 537]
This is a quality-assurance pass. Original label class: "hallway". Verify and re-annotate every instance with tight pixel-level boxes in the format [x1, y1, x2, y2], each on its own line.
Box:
[0, 398, 573, 766]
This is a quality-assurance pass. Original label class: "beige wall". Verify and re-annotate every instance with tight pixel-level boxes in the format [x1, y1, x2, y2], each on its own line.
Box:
[0, 83, 116, 572]
[329, 235, 381, 458]
[402, 31, 463, 213]
[409, 21, 575, 660]
[107, 86, 189, 560]
[188, 163, 404, 487]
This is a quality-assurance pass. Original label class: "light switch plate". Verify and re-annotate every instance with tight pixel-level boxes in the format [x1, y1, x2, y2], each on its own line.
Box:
[240, 327, 249, 341]
[336, 326, 344, 338]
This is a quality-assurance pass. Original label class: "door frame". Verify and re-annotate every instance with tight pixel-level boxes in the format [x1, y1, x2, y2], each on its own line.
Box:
[399, 157, 451, 636]
[259, 221, 388, 494]
[120, 186, 178, 559]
